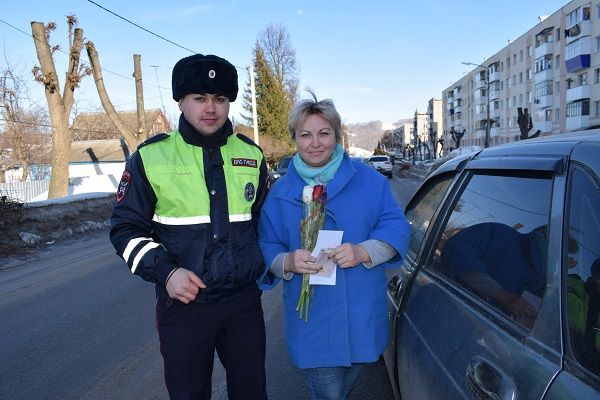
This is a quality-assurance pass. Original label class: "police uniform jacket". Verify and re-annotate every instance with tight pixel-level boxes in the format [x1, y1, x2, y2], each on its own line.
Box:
[110, 116, 268, 302]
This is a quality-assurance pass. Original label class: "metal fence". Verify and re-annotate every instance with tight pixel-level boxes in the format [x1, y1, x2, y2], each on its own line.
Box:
[0, 180, 50, 203]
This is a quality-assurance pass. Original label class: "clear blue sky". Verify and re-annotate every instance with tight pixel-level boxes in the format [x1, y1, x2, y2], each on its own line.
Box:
[1, 0, 568, 127]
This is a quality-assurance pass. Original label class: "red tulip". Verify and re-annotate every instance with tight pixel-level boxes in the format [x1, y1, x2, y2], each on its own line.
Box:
[312, 184, 324, 201]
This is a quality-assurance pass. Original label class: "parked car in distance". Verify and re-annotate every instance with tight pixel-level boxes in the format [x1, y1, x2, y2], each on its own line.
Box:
[349, 156, 375, 169]
[384, 131, 600, 400]
[369, 155, 393, 178]
[269, 156, 292, 184]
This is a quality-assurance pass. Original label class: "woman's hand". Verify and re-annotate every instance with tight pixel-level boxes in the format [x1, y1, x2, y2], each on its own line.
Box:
[285, 249, 320, 274]
[328, 243, 371, 268]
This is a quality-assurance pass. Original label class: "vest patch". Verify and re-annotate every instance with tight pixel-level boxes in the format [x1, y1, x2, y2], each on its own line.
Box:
[244, 182, 256, 202]
[116, 170, 131, 203]
[232, 158, 257, 168]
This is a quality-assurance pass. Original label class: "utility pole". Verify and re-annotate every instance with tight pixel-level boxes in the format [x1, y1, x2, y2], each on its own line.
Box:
[249, 64, 259, 145]
[462, 61, 490, 148]
[133, 54, 146, 139]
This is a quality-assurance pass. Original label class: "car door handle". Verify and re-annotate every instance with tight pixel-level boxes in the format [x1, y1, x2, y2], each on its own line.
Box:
[387, 275, 405, 298]
[465, 358, 513, 400]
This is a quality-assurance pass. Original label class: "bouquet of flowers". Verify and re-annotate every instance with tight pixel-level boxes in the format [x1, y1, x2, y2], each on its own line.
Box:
[296, 183, 327, 321]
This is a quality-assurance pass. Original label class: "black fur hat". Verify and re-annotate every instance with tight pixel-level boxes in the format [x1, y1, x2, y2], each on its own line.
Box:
[172, 54, 238, 102]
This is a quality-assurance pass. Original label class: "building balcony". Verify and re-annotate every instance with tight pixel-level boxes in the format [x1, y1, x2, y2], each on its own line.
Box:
[489, 71, 501, 82]
[490, 127, 501, 137]
[565, 36, 591, 73]
[489, 89, 500, 101]
[566, 84, 590, 102]
[474, 94, 487, 105]
[534, 68, 554, 82]
[535, 120, 554, 133]
[566, 115, 590, 131]
[566, 54, 591, 73]
[454, 105, 462, 113]
[475, 109, 487, 120]
[535, 42, 553, 58]
[534, 95, 553, 109]
[454, 90, 462, 100]
[475, 129, 486, 139]
[491, 108, 501, 118]
[475, 79, 486, 90]
[454, 118, 463, 127]
[566, 20, 591, 44]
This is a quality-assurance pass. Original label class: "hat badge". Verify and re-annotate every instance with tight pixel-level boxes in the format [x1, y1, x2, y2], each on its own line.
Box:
[208, 69, 216, 79]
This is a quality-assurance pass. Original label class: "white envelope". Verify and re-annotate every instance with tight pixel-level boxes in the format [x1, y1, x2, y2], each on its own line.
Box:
[309, 230, 343, 285]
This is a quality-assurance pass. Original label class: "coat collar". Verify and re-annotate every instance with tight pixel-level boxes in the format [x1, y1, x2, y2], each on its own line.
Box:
[274, 152, 356, 205]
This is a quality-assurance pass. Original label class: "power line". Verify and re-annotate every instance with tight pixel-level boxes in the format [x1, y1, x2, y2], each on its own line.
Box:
[83, 1, 246, 71]
[0, 17, 172, 93]
[86, 0, 197, 53]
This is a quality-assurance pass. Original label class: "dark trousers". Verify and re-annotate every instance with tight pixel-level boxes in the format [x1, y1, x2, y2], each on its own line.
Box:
[156, 284, 267, 400]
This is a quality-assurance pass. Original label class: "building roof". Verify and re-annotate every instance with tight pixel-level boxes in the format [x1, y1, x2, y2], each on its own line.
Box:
[70, 108, 170, 141]
[70, 139, 130, 163]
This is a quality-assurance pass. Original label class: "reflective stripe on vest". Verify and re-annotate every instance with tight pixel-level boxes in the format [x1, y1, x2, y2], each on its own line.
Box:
[139, 131, 261, 226]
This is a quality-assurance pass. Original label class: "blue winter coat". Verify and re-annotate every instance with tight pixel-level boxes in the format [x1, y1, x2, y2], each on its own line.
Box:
[258, 153, 410, 369]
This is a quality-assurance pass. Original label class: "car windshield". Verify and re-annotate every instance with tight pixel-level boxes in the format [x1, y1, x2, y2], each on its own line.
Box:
[279, 157, 292, 169]
[370, 156, 388, 162]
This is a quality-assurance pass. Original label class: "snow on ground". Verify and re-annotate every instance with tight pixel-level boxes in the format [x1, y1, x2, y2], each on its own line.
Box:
[26, 175, 117, 207]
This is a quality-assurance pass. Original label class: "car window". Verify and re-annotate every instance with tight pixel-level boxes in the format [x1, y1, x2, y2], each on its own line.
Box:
[370, 156, 388, 162]
[405, 172, 454, 256]
[431, 170, 553, 330]
[565, 166, 600, 376]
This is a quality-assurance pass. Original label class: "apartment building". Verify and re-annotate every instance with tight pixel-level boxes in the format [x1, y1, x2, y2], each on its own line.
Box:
[443, 0, 600, 150]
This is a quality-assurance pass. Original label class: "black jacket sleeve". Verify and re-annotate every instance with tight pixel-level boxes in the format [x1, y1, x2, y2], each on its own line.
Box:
[109, 151, 177, 285]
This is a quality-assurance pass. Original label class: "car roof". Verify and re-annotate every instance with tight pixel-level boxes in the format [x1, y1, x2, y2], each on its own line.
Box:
[430, 129, 600, 179]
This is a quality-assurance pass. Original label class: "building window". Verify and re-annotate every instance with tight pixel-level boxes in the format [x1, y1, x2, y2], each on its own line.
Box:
[555, 108, 560, 121]
[595, 101, 600, 116]
[556, 81, 560, 94]
[566, 99, 590, 117]
[527, 68, 532, 80]
[527, 45, 532, 57]
[578, 72, 588, 86]
[519, 72, 523, 83]
[507, 57, 511, 68]
[513, 54, 517, 64]
[535, 80, 553, 97]
[556, 54, 560, 68]
[535, 55, 552, 72]
[595, 68, 600, 84]
[519, 93, 523, 105]
[527, 91, 532, 103]
[520, 50, 523, 62]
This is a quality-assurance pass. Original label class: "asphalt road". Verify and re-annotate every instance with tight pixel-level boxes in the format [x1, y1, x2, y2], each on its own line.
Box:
[0, 168, 422, 400]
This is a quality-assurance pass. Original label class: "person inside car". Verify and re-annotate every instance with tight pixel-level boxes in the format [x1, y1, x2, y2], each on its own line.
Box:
[567, 258, 600, 373]
[441, 222, 548, 324]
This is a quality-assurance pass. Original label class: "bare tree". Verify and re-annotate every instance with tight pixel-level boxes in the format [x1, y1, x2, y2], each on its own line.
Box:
[31, 16, 91, 198]
[258, 23, 300, 104]
[86, 41, 148, 149]
[0, 62, 49, 183]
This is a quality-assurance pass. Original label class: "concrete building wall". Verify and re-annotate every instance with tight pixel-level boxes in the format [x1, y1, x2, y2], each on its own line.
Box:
[443, 0, 600, 149]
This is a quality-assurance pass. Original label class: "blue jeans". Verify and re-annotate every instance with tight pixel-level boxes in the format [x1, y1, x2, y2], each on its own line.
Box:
[304, 364, 364, 400]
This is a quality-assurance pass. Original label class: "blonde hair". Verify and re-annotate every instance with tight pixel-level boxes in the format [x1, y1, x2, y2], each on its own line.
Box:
[288, 89, 342, 144]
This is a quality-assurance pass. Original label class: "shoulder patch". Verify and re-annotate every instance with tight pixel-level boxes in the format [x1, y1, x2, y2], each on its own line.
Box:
[137, 132, 171, 150]
[116, 170, 132, 203]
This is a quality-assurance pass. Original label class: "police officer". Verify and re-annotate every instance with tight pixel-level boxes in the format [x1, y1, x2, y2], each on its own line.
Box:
[110, 54, 268, 400]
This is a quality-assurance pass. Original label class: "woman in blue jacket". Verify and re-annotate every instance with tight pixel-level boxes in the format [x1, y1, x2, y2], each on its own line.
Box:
[258, 90, 410, 399]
